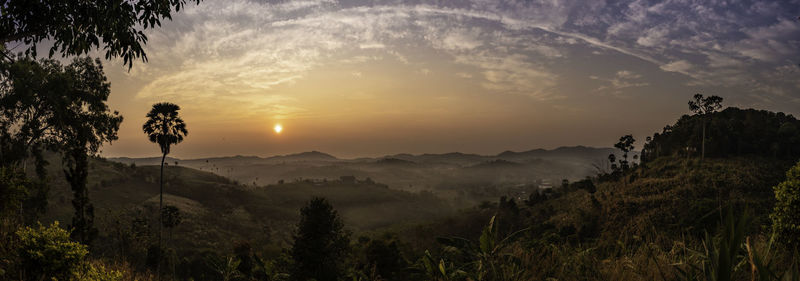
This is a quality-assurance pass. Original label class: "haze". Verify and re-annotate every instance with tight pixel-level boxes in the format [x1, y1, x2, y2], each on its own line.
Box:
[91, 0, 800, 158]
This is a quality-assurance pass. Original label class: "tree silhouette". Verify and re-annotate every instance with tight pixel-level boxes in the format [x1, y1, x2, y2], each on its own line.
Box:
[614, 135, 636, 170]
[0, 57, 122, 244]
[644, 107, 800, 159]
[608, 153, 617, 171]
[142, 102, 187, 277]
[289, 197, 350, 281]
[364, 237, 407, 281]
[57, 60, 122, 245]
[688, 94, 723, 160]
[161, 205, 181, 238]
[0, 0, 201, 68]
[161, 205, 182, 279]
[641, 136, 653, 163]
[1, 58, 120, 227]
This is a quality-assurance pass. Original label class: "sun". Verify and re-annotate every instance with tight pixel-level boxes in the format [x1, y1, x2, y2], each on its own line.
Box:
[273, 124, 283, 134]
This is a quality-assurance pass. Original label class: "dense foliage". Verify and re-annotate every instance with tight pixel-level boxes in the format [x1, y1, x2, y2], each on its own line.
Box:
[2, 222, 132, 281]
[0, 167, 33, 221]
[0, 57, 121, 245]
[13, 222, 88, 281]
[642, 108, 800, 161]
[2, 62, 799, 281]
[771, 160, 800, 248]
[0, 57, 121, 174]
[1, 0, 201, 67]
[289, 197, 351, 281]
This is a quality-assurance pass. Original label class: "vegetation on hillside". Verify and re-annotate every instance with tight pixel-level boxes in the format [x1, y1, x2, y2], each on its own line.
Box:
[2, 94, 800, 281]
[641, 107, 800, 162]
[2, 2, 800, 279]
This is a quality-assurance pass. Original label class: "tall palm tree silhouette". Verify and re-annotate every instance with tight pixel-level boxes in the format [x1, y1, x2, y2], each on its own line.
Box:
[142, 102, 187, 277]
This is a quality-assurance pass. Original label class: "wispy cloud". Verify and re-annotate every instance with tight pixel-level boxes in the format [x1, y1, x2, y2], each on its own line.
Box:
[590, 70, 649, 96]
[129, 0, 800, 120]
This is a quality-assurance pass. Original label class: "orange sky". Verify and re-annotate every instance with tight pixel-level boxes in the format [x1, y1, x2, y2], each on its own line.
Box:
[82, 0, 799, 158]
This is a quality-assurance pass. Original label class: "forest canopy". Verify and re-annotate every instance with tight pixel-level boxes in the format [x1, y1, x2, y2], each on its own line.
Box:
[642, 107, 800, 162]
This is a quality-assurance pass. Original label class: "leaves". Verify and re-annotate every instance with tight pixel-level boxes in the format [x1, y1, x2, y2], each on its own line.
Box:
[142, 102, 188, 156]
[1, 0, 201, 69]
[289, 197, 350, 281]
[771, 160, 800, 248]
[689, 94, 724, 116]
[15, 222, 89, 281]
[428, 215, 530, 281]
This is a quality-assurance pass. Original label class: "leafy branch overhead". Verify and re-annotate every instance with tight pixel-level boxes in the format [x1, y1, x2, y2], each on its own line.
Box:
[0, 0, 201, 68]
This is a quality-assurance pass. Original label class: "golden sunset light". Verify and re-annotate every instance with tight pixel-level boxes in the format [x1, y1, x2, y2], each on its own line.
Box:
[79, 0, 796, 159]
[3, 1, 800, 279]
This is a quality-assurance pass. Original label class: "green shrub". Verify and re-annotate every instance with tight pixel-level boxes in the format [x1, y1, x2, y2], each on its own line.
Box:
[0, 167, 29, 219]
[79, 262, 123, 281]
[771, 161, 800, 248]
[15, 221, 88, 281]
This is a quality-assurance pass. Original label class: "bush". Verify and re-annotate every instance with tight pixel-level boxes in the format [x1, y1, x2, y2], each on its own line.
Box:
[0, 167, 29, 219]
[289, 197, 350, 281]
[79, 262, 123, 281]
[771, 160, 800, 248]
[15, 221, 88, 281]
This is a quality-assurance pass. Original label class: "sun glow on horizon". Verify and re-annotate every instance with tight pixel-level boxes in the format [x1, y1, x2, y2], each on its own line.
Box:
[274, 124, 283, 134]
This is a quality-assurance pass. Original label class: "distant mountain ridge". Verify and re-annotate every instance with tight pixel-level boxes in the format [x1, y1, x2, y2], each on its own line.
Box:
[107, 145, 619, 165]
[109, 151, 339, 166]
[109, 146, 622, 166]
[267, 150, 338, 161]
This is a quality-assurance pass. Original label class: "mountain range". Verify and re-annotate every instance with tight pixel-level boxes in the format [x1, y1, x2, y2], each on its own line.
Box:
[109, 146, 630, 167]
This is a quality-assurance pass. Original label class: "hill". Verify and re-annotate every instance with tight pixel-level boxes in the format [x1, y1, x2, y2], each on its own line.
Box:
[384, 107, 800, 280]
[538, 156, 791, 241]
[107, 146, 625, 205]
[389, 154, 797, 281]
[643, 107, 800, 161]
[265, 150, 338, 162]
[37, 156, 455, 257]
[11, 106, 800, 281]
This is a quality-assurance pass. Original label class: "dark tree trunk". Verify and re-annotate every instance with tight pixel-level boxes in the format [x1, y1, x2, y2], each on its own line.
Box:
[157, 152, 166, 280]
[65, 148, 96, 245]
[701, 121, 706, 161]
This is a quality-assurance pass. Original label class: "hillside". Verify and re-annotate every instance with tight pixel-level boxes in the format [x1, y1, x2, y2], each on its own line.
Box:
[107, 146, 625, 204]
[643, 107, 800, 161]
[37, 156, 455, 257]
[8, 107, 800, 281]
[400, 155, 789, 238]
[536, 157, 790, 242]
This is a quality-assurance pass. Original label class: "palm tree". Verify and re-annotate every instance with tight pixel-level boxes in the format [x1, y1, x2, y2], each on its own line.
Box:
[142, 102, 187, 277]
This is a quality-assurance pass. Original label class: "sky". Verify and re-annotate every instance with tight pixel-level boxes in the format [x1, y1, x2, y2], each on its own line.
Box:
[87, 0, 800, 159]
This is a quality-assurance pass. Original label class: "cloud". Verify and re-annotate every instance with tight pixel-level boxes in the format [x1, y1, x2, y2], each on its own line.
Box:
[455, 72, 473, 79]
[635, 26, 670, 47]
[590, 70, 649, 96]
[359, 43, 386, 49]
[440, 28, 483, 50]
[660, 60, 692, 74]
[456, 52, 559, 99]
[730, 18, 800, 62]
[134, 0, 582, 107]
[127, 0, 800, 117]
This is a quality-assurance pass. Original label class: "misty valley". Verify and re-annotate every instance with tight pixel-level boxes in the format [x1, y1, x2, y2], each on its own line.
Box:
[3, 1, 800, 281]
